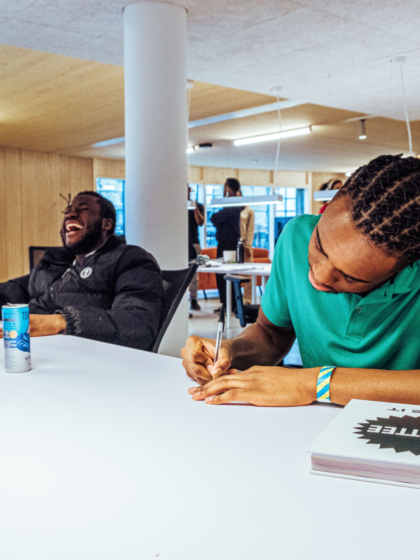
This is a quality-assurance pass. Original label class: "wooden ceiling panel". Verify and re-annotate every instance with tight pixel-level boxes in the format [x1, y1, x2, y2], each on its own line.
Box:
[0, 44, 418, 172]
[0, 45, 125, 152]
[188, 103, 420, 155]
[188, 81, 277, 121]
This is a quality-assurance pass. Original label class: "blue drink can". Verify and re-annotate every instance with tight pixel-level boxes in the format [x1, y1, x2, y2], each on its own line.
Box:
[2, 304, 31, 373]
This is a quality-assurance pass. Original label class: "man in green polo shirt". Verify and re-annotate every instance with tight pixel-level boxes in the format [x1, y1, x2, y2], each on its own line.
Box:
[181, 154, 420, 407]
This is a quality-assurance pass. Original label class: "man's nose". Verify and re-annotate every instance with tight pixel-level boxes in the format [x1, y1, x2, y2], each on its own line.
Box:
[312, 261, 336, 287]
[66, 208, 79, 220]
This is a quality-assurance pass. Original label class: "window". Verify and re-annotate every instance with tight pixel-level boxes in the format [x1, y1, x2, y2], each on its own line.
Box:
[96, 178, 125, 236]
[205, 184, 224, 247]
[198, 183, 305, 250]
[242, 186, 270, 249]
[274, 187, 305, 241]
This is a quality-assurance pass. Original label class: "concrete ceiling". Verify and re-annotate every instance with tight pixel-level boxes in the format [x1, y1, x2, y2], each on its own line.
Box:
[0, 0, 418, 172]
[1, 0, 419, 119]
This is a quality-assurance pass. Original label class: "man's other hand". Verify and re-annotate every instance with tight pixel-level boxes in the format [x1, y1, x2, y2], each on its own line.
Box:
[188, 366, 318, 407]
[181, 335, 237, 385]
[0, 314, 66, 338]
[29, 314, 66, 336]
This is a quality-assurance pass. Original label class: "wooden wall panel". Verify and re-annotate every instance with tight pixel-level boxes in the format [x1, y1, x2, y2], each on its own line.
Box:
[203, 167, 239, 184]
[93, 158, 126, 181]
[192, 166, 309, 188]
[189, 166, 204, 183]
[0, 148, 93, 282]
[239, 168, 272, 187]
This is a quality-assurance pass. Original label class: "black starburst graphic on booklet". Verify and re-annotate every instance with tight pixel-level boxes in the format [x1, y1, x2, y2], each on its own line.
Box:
[354, 415, 420, 456]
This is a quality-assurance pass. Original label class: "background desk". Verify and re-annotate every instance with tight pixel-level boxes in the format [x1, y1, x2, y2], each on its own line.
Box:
[0, 336, 417, 559]
[198, 263, 271, 327]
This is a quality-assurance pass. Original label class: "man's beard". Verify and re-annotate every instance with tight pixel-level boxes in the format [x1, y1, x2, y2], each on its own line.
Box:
[61, 218, 104, 255]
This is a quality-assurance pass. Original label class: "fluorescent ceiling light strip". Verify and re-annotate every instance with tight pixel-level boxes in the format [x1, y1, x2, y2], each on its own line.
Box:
[210, 195, 283, 207]
[313, 189, 339, 202]
[92, 137, 125, 148]
[234, 127, 311, 146]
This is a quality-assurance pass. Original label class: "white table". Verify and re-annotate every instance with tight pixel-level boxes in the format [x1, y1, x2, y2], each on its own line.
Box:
[0, 336, 418, 559]
[198, 263, 271, 327]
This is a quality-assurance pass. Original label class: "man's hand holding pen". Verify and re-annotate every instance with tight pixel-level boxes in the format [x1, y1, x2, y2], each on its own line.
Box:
[181, 304, 317, 407]
[180, 335, 236, 384]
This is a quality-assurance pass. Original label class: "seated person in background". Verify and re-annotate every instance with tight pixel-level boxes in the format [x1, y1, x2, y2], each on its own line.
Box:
[0, 192, 164, 351]
[318, 179, 343, 214]
[182, 155, 420, 407]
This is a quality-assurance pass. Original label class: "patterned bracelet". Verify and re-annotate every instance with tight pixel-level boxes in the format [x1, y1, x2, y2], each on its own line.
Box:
[317, 366, 336, 403]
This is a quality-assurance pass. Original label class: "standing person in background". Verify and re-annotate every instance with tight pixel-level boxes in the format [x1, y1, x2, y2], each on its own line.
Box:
[188, 185, 205, 311]
[318, 179, 343, 214]
[240, 193, 255, 305]
[211, 178, 243, 313]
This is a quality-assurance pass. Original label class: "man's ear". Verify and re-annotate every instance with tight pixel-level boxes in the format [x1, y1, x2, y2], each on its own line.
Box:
[102, 218, 113, 232]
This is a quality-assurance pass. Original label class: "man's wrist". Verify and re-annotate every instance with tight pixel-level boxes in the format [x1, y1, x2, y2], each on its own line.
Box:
[221, 339, 235, 364]
[303, 367, 319, 403]
[55, 314, 67, 334]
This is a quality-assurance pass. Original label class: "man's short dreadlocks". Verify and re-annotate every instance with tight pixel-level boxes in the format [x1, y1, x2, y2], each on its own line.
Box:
[336, 154, 420, 266]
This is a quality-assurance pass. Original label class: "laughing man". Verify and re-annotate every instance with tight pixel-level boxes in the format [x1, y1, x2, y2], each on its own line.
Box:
[0, 191, 163, 351]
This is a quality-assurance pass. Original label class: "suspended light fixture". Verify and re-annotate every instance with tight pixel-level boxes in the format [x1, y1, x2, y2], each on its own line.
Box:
[209, 194, 282, 207]
[345, 170, 355, 177]
[313, 190, 339, 202]
[358, 119, 367, 140]
[395, 56, 413, 156]
[233, 127, 311, 146]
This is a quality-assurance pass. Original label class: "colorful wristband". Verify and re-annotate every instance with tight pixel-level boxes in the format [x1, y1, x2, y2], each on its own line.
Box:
[317, 366, 336, 403]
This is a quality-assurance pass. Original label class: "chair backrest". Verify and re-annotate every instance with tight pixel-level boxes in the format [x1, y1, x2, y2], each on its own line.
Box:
[224, 274, 259, 328]
[29, 246, 61, 272]
[252, 248, 270, 259]
[201, 247, 217, 259]
[151, 264, 198, 353]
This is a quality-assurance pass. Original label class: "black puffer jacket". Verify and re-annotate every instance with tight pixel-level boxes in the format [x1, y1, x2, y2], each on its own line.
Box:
[0, 236, 164, 351]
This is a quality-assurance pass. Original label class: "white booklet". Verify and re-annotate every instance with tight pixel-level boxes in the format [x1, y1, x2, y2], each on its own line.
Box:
[309, 399, 420, 489]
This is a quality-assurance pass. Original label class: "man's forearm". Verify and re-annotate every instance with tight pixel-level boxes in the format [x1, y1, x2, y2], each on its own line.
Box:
[331, 368, 420, 406]
[228, 322, 295, 371]
[194, 207, 204, 226]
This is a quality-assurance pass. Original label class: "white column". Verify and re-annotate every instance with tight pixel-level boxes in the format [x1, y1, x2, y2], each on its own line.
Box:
[124, 2, 188, 357]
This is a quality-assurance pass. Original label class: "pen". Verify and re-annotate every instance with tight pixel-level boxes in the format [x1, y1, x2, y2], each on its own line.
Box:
[214, 305, 225, 365]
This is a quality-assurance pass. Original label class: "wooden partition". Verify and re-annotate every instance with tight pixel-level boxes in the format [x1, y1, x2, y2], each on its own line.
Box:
[0, 147, 93, 282]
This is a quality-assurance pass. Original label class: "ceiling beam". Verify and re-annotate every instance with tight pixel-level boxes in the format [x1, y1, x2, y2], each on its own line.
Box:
[91, 99, 306, 147]
[188, 99, 306, 129]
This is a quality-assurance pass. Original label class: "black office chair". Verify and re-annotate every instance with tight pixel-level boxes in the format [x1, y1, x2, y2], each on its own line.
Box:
[224, 274, 259, 328]
[151, 264, 198, 353]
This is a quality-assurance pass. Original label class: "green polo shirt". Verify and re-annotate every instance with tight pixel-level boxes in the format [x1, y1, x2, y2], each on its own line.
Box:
[261, 214, 420, 370]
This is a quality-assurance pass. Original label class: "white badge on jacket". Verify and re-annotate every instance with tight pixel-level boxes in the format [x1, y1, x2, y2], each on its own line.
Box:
[80, 267, 92, 279]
